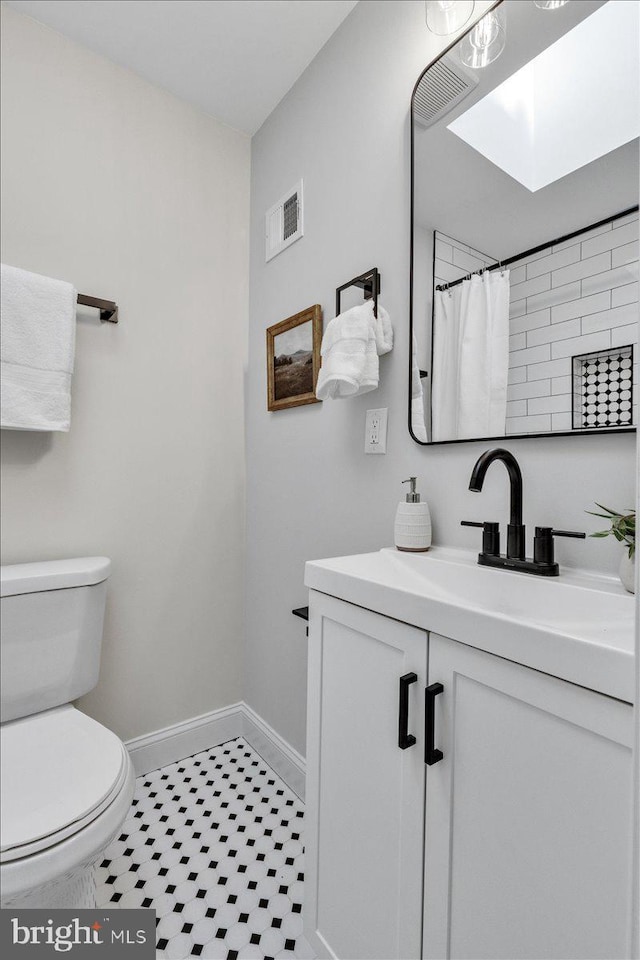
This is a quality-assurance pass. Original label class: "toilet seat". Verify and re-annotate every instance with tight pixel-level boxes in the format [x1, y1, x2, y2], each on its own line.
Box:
[1, 705, 129, 863]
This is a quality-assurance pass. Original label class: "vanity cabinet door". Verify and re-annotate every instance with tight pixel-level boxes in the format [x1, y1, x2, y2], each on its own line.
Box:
[423, 633, 634, 960]
[304, 591, 427, 960]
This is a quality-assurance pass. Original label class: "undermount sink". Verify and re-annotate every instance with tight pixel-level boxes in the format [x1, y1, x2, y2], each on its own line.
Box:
[305, 546, 635, 703]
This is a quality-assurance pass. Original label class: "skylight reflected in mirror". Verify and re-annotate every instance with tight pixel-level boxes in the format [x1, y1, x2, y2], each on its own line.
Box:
[447, 0, 639, 192]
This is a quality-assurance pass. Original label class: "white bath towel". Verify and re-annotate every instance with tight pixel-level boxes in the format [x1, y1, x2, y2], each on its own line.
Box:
[411, 333, 428, 442]
[372, 302, 393, 356]
[1, 264, 77, 431]
[315, 300, 393, 400]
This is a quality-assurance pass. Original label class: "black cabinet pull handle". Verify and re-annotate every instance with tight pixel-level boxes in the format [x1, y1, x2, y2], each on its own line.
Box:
[425, 682, 444, 765]
[398, 673, 418, 749]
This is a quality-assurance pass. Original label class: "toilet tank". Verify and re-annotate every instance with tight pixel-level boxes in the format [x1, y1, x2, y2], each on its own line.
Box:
[0, 558, 111, 723]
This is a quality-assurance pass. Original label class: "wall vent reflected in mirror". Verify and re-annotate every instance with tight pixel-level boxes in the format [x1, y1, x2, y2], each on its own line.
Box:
[413, 58, 478, 129]
[410, 0, 639, 445]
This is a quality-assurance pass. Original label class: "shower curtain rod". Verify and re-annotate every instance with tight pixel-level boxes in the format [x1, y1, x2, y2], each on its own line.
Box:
[435, 204, 638, 293]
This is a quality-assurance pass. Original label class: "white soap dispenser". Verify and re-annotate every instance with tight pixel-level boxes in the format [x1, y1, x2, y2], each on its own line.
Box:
[394, 477, 432, 552]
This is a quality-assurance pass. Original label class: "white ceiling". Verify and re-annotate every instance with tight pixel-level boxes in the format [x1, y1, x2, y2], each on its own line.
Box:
[3, 0, 359, 134]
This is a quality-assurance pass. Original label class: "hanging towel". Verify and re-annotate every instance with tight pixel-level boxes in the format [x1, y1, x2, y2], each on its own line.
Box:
[411, 333, 428, 442]
[315, 300, 393, 400]
[1, 264, 76, 431]
[372, 302, 393, 356]
[431, 285, 461, 442]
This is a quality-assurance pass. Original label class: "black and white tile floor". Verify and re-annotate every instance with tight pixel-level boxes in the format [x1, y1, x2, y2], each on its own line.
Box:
[96, 737, 315, 960]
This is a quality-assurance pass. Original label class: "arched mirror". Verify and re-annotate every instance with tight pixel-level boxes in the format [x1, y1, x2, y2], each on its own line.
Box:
[409, 0, 639, 444]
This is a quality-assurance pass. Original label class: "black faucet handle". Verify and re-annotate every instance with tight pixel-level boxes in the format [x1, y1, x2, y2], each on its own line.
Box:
[461, 520, 500, 557]
[534, 527, 586, 565]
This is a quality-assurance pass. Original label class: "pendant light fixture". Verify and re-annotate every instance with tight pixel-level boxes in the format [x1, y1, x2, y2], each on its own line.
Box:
[425, 1, 475, 36]
[459, 6, 507, 69]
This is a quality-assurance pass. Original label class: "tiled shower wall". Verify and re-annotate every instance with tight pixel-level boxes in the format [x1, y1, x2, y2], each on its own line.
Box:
[434, 232, 494, 289]
[434, 212, 639, 435]
[505, 211, 638, 434]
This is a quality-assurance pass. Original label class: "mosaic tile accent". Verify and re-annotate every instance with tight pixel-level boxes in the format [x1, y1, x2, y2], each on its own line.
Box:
[96, 738, 314, 960]
[572, 344, 634, 429]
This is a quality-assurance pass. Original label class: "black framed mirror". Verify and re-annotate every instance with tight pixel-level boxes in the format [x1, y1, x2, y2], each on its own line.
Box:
[409, 0, 639, 445]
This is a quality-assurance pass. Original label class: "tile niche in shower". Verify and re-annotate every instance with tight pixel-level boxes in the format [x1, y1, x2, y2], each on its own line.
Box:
[572, 344, 634, 430]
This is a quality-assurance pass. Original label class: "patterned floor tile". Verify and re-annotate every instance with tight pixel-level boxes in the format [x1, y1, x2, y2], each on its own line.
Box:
[96, 738, 314, 959]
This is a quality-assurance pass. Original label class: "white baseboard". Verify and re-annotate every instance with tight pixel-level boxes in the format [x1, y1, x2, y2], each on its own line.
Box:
[241, 704, 306, 800]
[125, 702, 306, 799]
[125, 702, 244, 777]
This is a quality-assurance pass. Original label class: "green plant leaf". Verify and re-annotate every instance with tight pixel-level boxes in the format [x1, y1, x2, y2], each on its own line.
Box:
[586, 503, 635, 554]
[594, 503, 623, 517]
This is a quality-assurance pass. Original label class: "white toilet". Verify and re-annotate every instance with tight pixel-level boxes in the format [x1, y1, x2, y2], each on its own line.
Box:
[0, 557, 135, 909]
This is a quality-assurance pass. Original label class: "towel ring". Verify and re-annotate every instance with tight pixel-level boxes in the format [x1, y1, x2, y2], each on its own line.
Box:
[335, 268, 381, 318]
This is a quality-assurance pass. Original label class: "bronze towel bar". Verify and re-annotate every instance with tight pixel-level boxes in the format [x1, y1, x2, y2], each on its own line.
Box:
[77, 294, 118, 323]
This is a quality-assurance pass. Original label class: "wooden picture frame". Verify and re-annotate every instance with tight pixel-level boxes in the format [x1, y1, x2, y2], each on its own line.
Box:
[266, 304, 323, 411]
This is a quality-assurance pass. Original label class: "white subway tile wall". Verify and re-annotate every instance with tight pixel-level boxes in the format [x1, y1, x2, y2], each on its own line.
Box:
[433, 232, 494, 289]
[434, 214, 638, 435]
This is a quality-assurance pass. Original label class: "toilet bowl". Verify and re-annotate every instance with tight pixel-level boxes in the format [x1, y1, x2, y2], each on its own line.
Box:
[0, 558, 135, 909]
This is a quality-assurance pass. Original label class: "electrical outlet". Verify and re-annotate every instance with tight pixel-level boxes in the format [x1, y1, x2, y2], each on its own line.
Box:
[365, 408, 388, 454]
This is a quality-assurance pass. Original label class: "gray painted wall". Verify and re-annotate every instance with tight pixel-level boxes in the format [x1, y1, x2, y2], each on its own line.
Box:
[246, 0, 637, 756]
[1, 6, 250, 741]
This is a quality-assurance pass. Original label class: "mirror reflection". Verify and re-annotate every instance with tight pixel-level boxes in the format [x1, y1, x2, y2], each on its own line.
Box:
[410, 0, 639, 444]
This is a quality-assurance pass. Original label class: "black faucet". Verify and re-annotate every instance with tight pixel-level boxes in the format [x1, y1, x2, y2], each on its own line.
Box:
[468, 448, 525, 560]
[462, 448, 585, 576]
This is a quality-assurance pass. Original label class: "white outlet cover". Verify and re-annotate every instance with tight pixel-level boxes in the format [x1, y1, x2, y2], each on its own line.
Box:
[365, 408, 388, 454]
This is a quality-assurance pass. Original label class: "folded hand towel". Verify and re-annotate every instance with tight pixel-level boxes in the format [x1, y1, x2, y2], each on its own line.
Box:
[315, 300, 393, 401]
[1, 264, 76, 431]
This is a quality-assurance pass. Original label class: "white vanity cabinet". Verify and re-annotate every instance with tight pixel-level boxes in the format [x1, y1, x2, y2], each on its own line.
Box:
[304, 590, 634, 960]
[304, 592, 427, 960]
[424, 632, 633, 960]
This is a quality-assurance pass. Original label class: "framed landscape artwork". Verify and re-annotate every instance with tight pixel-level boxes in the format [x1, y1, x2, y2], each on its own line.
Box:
[266, 304, 323, 411]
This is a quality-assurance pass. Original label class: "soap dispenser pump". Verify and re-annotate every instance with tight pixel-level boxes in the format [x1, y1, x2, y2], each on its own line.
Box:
[394, 477, 432, 552]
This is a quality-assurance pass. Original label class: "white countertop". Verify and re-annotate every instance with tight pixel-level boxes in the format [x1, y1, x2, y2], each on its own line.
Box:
[305, 546, 635, 704]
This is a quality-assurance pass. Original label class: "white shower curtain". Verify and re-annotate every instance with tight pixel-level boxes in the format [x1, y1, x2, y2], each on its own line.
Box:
[431, 270, 510, 441]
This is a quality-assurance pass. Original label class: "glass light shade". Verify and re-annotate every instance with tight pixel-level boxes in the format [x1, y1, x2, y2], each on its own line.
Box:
[459, 6, 507, 69]
[425, 1, 475, 36]
[534, 1, 569, 8]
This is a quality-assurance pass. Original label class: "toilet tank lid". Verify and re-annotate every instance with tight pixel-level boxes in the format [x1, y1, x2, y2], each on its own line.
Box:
[0, 557, 111, 597]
